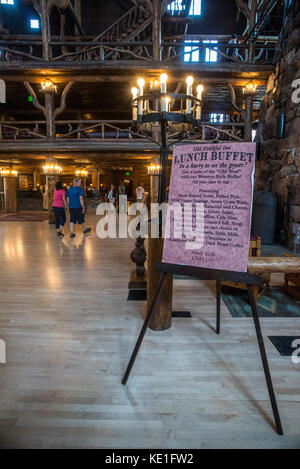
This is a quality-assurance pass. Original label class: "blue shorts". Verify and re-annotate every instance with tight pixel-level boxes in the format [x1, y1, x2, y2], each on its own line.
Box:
[69, 208, 85, 224]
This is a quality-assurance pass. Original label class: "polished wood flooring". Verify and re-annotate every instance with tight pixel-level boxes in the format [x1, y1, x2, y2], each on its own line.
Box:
[0, 212, 299, 449]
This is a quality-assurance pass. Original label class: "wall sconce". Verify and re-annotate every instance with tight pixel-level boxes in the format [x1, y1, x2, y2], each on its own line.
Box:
[0, 168, 18, 177]
[75, 169, 88, 177]
[148, 164, 161, 176]
[243, 82, 257, 97]
[41, 79, 57, 94]
[43, 164, 62, 175]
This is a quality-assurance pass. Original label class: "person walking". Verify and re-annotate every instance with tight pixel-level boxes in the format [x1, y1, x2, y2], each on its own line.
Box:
[118, 180, 127, 214]
[52, 181, 67, 237]
[66, 178, 91, 238]
[135, 183, 145, 203]
[108, 184, 116, 205]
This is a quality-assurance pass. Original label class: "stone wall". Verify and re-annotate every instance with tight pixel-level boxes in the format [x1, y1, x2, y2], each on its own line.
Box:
[255, 0, 300, 252]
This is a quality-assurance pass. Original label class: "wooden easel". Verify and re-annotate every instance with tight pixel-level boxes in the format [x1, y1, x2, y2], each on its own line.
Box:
[122, 261, 283, 436]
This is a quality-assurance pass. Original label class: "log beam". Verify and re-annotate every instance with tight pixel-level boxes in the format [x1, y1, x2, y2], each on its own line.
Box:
[248, 257, 300, 274]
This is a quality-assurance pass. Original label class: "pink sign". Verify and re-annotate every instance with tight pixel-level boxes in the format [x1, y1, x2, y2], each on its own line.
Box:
[162, 142, 256, 272]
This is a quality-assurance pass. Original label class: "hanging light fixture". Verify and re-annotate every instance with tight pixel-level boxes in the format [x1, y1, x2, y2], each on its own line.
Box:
[130, 73, 204, 124]
[0, 168, 18, 177]
[43, 164, 62, 175]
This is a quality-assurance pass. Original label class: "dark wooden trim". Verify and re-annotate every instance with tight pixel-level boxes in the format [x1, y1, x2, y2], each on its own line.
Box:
[0, 60, 274, 74]
[155, 262, 262, 285]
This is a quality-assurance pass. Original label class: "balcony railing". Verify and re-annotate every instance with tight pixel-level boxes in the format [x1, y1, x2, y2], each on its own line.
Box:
[0, 38, 277, 64]
[0, 119, 246, 143]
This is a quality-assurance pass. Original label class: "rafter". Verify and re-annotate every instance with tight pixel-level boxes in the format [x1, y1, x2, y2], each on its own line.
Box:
[235, 0, 251, 20]
[53, 81, 74, 119]
[23, 81, 45, 114]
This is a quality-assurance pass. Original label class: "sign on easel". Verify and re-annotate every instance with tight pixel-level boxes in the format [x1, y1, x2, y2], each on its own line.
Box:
[162, 142, 256, 272]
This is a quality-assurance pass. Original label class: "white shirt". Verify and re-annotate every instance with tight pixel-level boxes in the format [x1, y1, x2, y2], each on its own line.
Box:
[136, 186, 145, 200]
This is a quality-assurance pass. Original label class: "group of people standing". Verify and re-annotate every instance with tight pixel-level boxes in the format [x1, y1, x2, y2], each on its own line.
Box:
[52, 178, 91, 238]
[107, 182, 145, 206]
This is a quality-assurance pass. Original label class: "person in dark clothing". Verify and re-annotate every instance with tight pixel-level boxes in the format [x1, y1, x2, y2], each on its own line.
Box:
[66, 178, 91, 238]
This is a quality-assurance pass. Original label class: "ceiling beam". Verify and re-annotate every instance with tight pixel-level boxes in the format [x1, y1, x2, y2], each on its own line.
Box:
[0, 60, 274, 75]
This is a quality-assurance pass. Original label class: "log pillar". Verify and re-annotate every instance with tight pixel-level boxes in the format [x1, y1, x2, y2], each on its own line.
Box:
[45, 157, 58, 224]
[74, 0, 82, 35]
[92, 170, 99, 189]
[247, 0, 258, 63]
[244, 94, 253, 142]
[3, 177, 17, 213]
[40, 0, 51, 61]
[33, 169, 41, 190]
[152, 0, 161, 61]
[45, 92, 55, 140]
[82, 177, 87, 196]
[146, 138, 173, 331]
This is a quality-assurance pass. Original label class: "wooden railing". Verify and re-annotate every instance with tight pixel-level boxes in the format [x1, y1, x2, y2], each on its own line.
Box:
[0, 38, 276, 64]
[0, 119, 245, 143]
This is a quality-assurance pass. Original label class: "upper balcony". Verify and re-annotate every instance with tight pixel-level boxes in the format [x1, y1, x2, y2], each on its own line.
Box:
[0, 0, 282, 77]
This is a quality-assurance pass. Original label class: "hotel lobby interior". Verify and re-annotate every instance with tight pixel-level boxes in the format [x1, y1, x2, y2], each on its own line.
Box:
[0, 0, 299, 451]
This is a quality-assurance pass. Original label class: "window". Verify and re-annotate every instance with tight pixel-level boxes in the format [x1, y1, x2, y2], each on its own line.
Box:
[30, 19, 40, 29]
[184, 40, 199, 62]
[168, 0, 201, 16]
[203, 40, 218, 62]
[0, 0, 14, 4]
[189, 0, 201, 15]
[210, 113, 229, 123]
[167, 0, 183, 13]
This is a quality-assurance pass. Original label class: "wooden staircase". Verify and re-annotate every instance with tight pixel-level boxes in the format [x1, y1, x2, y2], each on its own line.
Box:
[93, 4, 152, 44]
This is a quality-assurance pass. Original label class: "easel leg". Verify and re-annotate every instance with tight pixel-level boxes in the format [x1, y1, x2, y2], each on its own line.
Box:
[216, 280, 221, 334]
[122, 273, 168, 385]
[247, 286, 283, 435]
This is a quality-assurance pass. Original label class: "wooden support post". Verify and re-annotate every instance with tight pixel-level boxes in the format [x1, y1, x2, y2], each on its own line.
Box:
[45, 92, 55, 140]
[247, 0, 258, 62]
[92, 170, 99, 190]
[146, 129, 173, 331]
[152, 0, 161, 61]
[3, 177, 17, 213]
[244, 94, 253, 141]
[74, 0, 82, 35]
[82, 177, 87, 196]
[40, 0, 51, 61]
[45, 157, 58, 224]
[33, 168, 41, 190]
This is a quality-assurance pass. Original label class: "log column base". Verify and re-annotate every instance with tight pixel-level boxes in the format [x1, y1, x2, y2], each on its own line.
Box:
[146, 237, 173, 331]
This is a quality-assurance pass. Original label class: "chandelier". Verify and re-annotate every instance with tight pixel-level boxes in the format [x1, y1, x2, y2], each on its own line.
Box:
[131, 73, 204, 126]
[43, 164, 62, 175]
[0, 168, 18, 177]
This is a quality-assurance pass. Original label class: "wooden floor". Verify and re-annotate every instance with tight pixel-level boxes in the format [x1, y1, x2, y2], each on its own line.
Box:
[0, 212, 299, 449]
